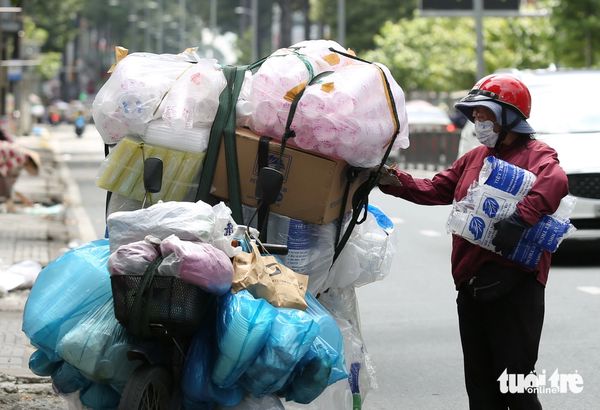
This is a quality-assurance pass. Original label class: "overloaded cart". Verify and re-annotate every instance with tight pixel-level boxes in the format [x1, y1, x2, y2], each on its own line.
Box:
[22, 40, 409, 409]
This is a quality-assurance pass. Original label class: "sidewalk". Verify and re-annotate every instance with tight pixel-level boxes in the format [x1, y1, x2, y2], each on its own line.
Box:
[0, 127, 90, 408]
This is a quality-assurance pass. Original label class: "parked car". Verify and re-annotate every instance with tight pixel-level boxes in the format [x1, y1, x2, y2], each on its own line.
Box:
[457, 69, 600, 246]
[405, 100, 457, 133]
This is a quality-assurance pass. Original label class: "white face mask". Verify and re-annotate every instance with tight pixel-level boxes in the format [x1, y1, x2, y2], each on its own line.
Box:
[474, 120, 499, 148]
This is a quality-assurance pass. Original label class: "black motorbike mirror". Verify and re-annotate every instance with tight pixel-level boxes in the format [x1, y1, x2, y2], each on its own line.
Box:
[142, 157, 163, 208]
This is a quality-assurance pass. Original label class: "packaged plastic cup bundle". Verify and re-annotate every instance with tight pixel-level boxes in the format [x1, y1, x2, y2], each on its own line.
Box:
[212, 290, 278, 388]
[289, 62, 410, 167]
[447, 157, 576, 268]
[93, 52, 192, 144]
[240, 307, 320, 396]
[247, 40, 355, 140]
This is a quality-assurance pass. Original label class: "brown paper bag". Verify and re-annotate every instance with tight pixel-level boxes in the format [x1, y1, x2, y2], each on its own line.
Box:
[232, 243, 308, 310]
[231, 243, 275, 302]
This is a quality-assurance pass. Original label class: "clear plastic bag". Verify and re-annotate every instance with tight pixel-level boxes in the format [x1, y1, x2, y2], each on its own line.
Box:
[220, 394, 284, 410]
[213, 290, 278, 388]
[329, 204, 397, 289]
[22, 240, 112, 361]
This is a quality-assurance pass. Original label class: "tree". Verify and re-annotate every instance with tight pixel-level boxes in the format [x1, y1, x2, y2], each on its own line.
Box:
[364, 14, 555, 94]
[551, 0, 600, 67]
[21, 0, 85, 52]
[310, 0, 417, 51]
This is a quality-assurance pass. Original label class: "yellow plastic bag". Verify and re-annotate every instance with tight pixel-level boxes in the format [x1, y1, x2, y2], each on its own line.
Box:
[96, 137, 205, 203]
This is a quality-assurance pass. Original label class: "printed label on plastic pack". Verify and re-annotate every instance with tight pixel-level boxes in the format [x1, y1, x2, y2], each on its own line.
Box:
[480, 156, 536, 198]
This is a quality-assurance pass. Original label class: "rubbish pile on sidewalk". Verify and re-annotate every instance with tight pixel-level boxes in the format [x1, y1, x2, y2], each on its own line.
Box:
[21, 40, 407, 409]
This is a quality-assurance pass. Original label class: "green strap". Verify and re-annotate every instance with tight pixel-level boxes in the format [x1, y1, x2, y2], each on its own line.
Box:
[129, 255, 164, 338]
[223, 66, 247, 223]
[194, 65, 246, 223]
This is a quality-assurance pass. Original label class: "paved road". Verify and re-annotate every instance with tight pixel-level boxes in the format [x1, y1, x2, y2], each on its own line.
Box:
[54, 124, 600, 409]
[361, 189, 600, 409]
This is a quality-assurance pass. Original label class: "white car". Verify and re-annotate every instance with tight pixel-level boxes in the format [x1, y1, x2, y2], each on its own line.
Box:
[457, 69, 600, 246]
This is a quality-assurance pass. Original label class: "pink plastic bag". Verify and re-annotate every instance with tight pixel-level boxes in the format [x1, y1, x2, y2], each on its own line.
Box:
[158, 235, 233, 295]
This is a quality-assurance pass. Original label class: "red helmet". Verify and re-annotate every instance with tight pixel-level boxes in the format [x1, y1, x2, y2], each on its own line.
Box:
[459, 74, 531, 119]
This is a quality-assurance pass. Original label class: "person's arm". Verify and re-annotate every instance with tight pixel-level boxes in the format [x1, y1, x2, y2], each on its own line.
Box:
[378, 159, 464, 206]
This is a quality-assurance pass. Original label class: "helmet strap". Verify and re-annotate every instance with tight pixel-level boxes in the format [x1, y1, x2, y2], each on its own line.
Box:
[494, 106, 522, 150]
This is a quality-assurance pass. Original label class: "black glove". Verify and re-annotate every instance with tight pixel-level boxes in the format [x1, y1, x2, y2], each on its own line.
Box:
[492, 213, 529, 257]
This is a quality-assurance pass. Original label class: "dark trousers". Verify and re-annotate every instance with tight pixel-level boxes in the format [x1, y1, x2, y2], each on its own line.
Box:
[457, 273, 545, 410]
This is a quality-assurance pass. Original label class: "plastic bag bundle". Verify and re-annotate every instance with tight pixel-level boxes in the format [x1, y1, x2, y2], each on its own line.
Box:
[107, 200, 215, 252]
[281, 293, 348, 404]
[22, 240, 112, 361]
[141, 120, 211, 153]
[289, 63, 410, 167]
[93, 52, 193, 144]
[182, 323, 244, 408]
[329, 204, 397, 289]
[241, 308, 320, 396]
[212, 290, 278, 388]
[159, 234, 234, 295]
[57, 299, 142, 391]
[248, 40, 354, 139]
[108, 236, 160, 276]
[96, 137, 205, 204]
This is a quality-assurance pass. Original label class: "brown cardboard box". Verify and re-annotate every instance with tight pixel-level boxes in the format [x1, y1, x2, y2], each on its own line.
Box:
[211, 128, 366, 225]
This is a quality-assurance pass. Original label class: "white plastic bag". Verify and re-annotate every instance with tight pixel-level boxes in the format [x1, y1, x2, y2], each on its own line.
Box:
[107, 200, 216, 252]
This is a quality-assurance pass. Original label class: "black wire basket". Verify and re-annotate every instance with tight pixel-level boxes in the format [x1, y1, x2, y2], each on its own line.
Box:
[111, 256, 214, 339]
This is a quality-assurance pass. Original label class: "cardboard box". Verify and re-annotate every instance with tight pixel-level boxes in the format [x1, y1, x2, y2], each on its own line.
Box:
[212, 128, 366, 225]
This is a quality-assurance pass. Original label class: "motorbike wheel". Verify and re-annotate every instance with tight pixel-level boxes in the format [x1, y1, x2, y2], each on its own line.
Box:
[118, 365, 172, 410]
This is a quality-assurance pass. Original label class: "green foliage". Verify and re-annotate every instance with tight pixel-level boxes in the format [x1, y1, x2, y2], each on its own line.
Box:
[22, 0, 85, 51]
[36, 52, 63, 81]
[551, 0, 600, 67]
[365, 14, 555, 94]
[310, 0, 417, 51]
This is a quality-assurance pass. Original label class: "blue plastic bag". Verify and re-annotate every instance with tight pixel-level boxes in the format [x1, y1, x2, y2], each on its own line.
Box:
[281, 293, 348, 404]
[80, 382, 121, 410]
[52, 361, 91, 395]
[57, 298, 143, 392]
[212, 290, 277, 388]
[241, 307, 320, 396]
[182, 322, 243, 409]
[29, 349, 61, 377]
[22, 239, 112, 361]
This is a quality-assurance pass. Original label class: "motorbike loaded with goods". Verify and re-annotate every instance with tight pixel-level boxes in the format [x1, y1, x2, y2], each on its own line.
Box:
[22, 40, 409, 409]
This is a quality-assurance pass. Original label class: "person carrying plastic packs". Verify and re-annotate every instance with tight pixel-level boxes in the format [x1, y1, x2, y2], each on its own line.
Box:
[378, 73, 568, 410]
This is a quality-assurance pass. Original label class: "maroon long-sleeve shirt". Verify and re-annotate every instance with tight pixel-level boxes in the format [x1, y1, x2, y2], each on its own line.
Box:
[379, 138, 569, 288]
